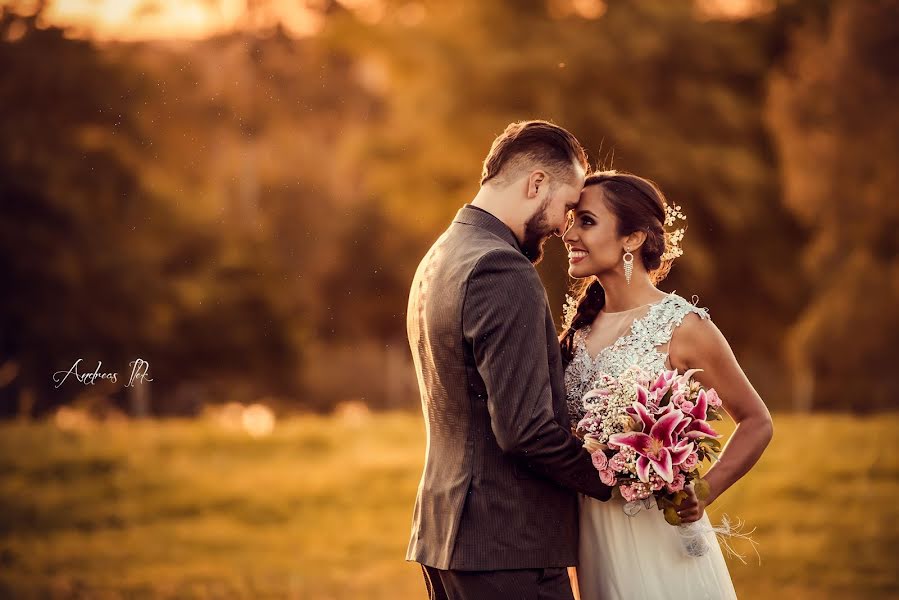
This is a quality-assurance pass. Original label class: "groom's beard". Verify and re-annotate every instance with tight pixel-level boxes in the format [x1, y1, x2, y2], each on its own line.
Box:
[521, 197, 555, 264]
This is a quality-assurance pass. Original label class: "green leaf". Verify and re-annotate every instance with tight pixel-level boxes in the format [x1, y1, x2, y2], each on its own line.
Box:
[694, 478, 711, 501]
[664, 506, 682, 526]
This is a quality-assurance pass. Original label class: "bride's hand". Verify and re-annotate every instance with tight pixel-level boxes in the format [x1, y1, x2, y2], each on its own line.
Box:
[676, 485, 706, 523]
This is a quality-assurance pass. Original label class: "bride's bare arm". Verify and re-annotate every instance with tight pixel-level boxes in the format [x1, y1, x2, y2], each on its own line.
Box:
[668, 313, 774, 516]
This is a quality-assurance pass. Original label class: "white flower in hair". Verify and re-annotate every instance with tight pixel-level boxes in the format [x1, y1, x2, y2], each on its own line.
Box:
[562, 294, 578, 331]
[661, 202, 687, 261]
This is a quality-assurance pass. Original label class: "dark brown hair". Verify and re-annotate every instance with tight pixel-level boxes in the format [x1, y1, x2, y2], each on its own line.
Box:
[558, 170, 679, 367]
[480, 120, 588, 186]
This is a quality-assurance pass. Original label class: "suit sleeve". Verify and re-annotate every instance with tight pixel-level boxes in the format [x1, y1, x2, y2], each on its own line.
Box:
[462, 249, 612, 501]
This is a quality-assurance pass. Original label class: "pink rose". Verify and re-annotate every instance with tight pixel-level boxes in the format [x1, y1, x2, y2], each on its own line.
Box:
[609, 452, 626, 472]
[620, 482, 652, 502]
[682, 452, 699, 471]
[591, 451, 608, 471]
[666, 472, 686, 493]
[706, 388, 722, 408]
[599, 469, 617, 486]
[679, 400, 694, 413]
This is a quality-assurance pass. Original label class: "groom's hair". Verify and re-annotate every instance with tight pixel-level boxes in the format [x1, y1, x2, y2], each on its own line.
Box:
[480, 120, 588, 187]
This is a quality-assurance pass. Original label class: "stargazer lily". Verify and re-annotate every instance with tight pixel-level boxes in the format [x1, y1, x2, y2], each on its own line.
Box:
[683, 388, 722, 440]
[627, 384, 663, 415]
[671, 368, 703, 396]
[609, 407, 694, 483]
[649, 369, 678, 397]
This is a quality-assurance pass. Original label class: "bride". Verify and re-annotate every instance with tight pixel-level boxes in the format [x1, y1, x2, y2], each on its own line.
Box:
[559, 171, 774, 600]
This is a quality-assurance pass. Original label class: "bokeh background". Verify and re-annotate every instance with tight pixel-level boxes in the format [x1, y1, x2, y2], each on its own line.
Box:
[1, 0, 897, 598]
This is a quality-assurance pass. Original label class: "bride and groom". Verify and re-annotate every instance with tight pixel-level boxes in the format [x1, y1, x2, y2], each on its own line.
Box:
[406, 120, 773, 599]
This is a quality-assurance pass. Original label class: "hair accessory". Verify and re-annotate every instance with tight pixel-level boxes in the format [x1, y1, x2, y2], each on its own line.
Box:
[562, 293, 578, 331]
[661, 202, 686, 261]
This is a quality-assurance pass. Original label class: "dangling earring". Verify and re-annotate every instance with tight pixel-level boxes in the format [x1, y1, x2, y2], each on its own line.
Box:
[623, 248, 634, 285]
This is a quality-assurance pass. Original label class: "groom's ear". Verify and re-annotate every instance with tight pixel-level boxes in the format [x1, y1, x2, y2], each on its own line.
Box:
[526, 170, 548, 199]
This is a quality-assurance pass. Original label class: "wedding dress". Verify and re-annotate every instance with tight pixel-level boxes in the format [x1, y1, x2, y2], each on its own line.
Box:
[564, 292, 738, 600]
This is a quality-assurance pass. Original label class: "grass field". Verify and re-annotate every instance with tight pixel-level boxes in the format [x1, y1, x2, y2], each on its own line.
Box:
[1, 411, 897, 599]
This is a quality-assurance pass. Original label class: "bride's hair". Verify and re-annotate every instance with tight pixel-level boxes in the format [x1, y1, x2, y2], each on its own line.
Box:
[559, 170, 679, 367]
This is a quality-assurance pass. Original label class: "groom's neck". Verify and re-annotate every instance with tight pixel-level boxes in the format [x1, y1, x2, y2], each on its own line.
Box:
[470, 186, 526, 243]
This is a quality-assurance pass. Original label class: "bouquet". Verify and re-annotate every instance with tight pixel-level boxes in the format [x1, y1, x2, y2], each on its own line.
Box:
[576, 366, 724, 557]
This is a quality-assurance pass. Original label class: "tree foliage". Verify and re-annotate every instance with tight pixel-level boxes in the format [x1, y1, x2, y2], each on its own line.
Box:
[1, 0, 895, 413]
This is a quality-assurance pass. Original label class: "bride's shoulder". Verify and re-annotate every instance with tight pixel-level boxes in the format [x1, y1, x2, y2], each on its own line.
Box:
[667, 295, 731, 369]
[662, 292, 711, 323]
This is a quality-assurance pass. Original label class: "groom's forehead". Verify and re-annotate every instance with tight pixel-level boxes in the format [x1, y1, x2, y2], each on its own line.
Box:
[572, 162, 587, 185]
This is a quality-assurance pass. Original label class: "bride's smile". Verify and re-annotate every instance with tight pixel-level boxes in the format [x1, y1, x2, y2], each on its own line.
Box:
[567, 247, 588, 265]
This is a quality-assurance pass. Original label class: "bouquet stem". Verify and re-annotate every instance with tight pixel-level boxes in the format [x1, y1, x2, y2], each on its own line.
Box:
[677, 520, 711, 557]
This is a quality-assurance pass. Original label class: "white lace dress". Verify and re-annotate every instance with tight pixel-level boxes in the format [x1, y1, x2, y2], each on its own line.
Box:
[564, 293, 738, 600]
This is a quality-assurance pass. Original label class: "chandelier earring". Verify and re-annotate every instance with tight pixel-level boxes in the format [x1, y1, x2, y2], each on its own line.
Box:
[623, 248, 634, 285]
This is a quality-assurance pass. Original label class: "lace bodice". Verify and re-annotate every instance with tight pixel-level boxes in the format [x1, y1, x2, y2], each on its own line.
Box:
[564, 292, 711, 424]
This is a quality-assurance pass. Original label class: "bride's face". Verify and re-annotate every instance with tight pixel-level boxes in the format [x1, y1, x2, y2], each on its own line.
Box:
[563, 185, 627, 278]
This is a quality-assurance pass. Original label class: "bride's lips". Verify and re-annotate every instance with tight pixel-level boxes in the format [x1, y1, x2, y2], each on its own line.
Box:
[568, 248, 588, 265]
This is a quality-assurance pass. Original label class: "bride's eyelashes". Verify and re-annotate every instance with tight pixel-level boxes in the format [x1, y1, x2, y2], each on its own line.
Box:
[565, 214, 594, 229]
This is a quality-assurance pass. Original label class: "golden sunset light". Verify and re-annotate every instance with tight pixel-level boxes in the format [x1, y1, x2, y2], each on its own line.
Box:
[1, 0, 896, 597]
[17, 0, 776, 41]
[38, 0, 322, 40]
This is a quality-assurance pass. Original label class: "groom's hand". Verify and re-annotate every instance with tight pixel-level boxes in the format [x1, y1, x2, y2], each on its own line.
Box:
[676, 485, 706, 523]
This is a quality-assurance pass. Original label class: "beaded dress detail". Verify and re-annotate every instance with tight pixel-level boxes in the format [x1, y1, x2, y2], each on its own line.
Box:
[564, 292, 710, 424]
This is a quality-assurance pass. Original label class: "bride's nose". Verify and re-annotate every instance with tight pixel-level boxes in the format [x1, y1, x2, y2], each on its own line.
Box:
[562, 222, 577, 245]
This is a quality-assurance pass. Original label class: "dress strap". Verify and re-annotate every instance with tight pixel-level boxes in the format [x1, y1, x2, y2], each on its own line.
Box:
[644, 294, 711, 350]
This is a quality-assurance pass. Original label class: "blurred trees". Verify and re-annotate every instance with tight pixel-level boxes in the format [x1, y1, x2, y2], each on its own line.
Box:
[767, 0, 899, 410]
[322, 0, 808, 405]
[0, 0, 896, 414]
[0, 8, 304, 416]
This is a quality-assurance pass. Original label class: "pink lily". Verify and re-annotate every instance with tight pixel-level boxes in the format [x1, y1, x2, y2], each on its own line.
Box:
[684, 419, 720, 440]
[626, 385, 662, 421]
[683, 389, 722, 440]
[649, 369, 678, 396]
[671, 368, 704, 396]
[609, 408, 694, 483]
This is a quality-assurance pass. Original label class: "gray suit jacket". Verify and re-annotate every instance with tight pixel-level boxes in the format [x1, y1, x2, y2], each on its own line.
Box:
[406, 205, 611, 571]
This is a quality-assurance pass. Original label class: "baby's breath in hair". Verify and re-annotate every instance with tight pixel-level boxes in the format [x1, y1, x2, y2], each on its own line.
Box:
[562, 293, 578, 331]
[661, 202, 687, 261]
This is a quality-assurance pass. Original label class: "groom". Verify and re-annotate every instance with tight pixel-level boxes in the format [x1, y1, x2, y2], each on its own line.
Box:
[406, 120, 613, 600]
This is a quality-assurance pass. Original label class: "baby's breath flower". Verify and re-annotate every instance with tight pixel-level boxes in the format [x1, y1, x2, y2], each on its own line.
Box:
[661, 202, 687, 261]
[562, 294, 578, 330]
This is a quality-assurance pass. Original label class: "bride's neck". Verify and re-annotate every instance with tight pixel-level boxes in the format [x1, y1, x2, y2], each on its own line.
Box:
[596, 273, 665, 314]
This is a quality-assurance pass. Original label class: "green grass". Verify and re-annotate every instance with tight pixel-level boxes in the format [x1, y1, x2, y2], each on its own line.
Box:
[0, 413, 897, 599]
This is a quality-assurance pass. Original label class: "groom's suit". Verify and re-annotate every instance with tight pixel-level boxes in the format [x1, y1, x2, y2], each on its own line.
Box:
[406, 205, 611, 597]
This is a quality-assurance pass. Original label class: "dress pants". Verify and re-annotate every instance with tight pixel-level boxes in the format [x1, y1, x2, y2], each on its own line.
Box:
[421, 564, 575, 600]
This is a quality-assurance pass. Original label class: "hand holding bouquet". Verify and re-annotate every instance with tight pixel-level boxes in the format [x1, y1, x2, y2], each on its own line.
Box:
[576, 366, 725, 556]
